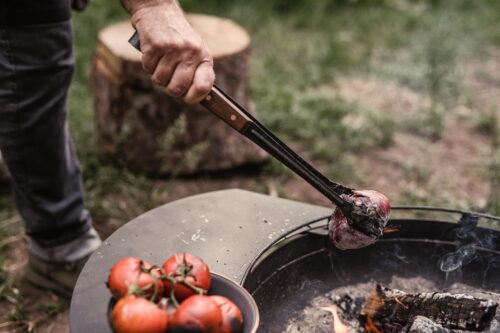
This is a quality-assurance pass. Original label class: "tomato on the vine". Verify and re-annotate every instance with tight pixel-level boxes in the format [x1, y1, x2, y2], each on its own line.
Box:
[107, 256, 163, 300]
[169, 295, 223, 332]
[162, 253, 211, 301]
[112, 295, 168, 333]
[210, 295, 244, 333]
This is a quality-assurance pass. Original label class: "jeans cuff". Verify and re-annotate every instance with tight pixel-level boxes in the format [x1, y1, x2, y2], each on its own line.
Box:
[29, 226, 102, 263]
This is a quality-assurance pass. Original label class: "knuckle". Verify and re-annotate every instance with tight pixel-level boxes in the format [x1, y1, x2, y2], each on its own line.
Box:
[184, 39, 202, 54]
[146, 38, 164, 51]
[152, 65, 175, 86]
[183, 96, 198, 105]
[164, 40, 181, 52]
[151, 74, 165, 86]
[141, 57, 155, 74]
[194, 79, 212, 95]
[167, 83, 188, 97]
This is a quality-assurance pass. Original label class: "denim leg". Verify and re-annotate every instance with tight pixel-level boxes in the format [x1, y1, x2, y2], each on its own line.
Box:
[0, 20, 99, 255]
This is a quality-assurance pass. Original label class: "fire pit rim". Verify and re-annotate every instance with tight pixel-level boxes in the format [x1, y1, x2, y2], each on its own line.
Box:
[241, 206, 500, 284]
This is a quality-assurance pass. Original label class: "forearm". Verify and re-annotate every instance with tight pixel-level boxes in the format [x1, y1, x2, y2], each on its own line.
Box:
[120, 0, 214, 104]
[121, 0, 177, 15]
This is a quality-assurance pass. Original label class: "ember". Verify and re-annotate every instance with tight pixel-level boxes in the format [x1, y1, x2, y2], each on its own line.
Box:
[360, 284, 498, 332]
[281, 278, 500, 333]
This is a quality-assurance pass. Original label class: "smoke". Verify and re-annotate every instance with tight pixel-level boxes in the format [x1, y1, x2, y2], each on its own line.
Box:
[440, 244, 477, 273]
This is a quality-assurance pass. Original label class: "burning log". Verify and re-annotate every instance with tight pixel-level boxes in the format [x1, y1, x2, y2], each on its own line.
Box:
[360, 285, 498, 332]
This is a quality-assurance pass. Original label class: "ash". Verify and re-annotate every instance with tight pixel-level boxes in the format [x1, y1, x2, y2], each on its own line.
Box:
[283, 276, 500, 333]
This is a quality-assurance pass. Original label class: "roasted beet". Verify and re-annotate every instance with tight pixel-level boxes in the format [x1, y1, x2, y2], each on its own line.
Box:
[328, 190, 390, 250]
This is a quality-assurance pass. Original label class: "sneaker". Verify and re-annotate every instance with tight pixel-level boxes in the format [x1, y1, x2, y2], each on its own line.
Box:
[22, 253, 90, 300]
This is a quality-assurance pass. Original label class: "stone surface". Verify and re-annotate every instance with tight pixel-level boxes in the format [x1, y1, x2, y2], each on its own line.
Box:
[70, 189, 331, 333]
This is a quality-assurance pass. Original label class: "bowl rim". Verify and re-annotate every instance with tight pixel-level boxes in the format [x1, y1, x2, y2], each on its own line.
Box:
[211, 271, 260, 333]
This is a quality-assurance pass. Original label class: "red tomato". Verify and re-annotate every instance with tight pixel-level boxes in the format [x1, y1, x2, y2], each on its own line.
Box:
[162, 253, 211, 301]
[169, 295, 223, 332]
[112, 295, 168, 333]
[210, 295, 244, 333]
[107, 257, 163, 300]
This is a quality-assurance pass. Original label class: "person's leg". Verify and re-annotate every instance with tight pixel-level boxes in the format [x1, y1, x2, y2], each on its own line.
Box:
[0, 21, 100, 297]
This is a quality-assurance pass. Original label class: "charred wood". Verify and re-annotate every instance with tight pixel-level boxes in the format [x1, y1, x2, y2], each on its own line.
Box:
[360, 285, 498, 332]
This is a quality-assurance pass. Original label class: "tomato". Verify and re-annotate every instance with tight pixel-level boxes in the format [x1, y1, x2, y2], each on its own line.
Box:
[162, 253, 211, 301]
[210, 296, 244, 333]
[107, 257, 163, 300]
[112, 295, 168, 333]
[169, 295, 223, 332]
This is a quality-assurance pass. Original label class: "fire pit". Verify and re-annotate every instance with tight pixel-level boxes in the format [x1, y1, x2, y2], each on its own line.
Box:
[243, 207, 500, 332]
[70, 190, 500, 332]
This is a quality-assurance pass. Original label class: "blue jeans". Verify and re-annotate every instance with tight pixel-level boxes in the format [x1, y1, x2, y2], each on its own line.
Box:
[0, 20, 100, 261]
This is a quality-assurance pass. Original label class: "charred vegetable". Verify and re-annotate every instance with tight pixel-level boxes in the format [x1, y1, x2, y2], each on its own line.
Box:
[329, 190, 391, 250]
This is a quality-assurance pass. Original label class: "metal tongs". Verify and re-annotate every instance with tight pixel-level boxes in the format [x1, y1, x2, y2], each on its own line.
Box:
[129, 32, 382, 237]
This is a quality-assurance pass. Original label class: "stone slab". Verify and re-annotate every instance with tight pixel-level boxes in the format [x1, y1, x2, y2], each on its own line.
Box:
[69, 189, 332, 333]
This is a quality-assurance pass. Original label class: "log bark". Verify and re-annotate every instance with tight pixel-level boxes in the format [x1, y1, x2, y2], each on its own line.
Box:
[90, 15, 268, 175]
[361, 285, 498, 332]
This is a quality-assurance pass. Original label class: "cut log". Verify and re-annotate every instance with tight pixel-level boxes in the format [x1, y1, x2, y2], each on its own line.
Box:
[90, 15, 268, 175]
[360, 284, 498, 332]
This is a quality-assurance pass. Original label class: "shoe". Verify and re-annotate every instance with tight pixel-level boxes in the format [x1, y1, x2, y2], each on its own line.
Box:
[21, 253, 90, 300]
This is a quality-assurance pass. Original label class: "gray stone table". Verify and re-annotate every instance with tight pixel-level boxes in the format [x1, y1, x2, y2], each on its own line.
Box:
[69, 189, 332, 332]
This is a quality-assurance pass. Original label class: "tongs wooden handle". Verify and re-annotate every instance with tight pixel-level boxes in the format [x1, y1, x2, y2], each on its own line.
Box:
[128, 31, 353, 209]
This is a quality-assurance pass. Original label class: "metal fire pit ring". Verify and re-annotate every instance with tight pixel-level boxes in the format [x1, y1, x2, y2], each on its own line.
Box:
[242, 207, 500, 332]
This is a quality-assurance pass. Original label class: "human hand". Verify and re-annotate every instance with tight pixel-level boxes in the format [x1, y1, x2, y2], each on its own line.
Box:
[128, 1, 215, 104]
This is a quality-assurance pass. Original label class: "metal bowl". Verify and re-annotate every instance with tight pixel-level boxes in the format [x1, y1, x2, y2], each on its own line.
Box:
[108, 272, 259, 332]
[210, 272, 260, 333]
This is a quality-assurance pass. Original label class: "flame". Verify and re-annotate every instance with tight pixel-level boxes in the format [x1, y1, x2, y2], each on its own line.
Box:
[383, 227, 399, 234]
[394, 297, 408, 309]
[364, 316, 382, 333]
[321, 305, 350, 333]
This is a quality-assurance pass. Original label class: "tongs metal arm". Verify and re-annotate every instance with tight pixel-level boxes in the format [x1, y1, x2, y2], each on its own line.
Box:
[203, 86, 353, 208]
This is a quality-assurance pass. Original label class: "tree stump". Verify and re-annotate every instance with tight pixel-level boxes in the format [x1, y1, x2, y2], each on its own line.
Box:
[90, 14, 268, 175]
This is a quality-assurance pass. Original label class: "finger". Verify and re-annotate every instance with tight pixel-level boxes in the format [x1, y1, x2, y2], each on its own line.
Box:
[182, 61, 215, 104]
[141, 49, 162, 74]
[165, 62, 197, 98]
[151, 55, 178, 86]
